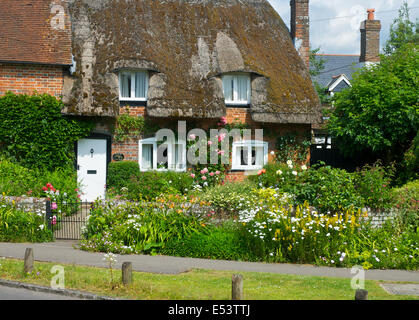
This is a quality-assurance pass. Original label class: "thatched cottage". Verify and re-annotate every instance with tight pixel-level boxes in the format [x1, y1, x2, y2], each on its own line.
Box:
[0, 0, 320, 201]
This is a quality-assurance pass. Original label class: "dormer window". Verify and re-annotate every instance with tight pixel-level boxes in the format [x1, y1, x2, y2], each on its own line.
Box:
[222, 73, 251, 106]
[119, 70, 148, 101]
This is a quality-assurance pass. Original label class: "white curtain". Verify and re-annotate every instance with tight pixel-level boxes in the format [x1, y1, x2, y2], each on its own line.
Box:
[135, 72, 146, 98]
[237, 76, 248, 102]
[223, 76, 234, 101]
[254, 146, 264, 167]
[142, 144, 153, 170]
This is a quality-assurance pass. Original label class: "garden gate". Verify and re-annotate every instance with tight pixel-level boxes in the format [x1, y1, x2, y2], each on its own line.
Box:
[46, 200, 90, 240]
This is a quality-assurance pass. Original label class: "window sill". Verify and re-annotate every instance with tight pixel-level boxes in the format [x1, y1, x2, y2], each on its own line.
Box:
[225, 102, 250, 107]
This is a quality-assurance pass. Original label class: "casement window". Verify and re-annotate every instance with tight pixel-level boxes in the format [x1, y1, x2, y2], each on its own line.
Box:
[138, 138, 186, 172]
[119, 71, 148, 101]
[222, 73, 251, 105]
[231, 140, 268, 170]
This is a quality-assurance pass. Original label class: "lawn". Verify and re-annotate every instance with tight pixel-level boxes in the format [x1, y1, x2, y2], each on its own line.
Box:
[0, 258, 417, 300]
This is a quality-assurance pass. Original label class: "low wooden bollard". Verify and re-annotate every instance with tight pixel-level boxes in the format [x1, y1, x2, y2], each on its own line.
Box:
[24, 248, 34, 274]
[355, 289, 368, 300]
[232, 274, 243, 300]
[122, 262, 132, 285]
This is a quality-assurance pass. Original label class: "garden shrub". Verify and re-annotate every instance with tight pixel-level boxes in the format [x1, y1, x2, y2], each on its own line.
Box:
[353, 162, 394, 211]
[251, 161, 364, 213]
[197, 180, 258, 218]
[392, 179, 419, 231]
[161, 224, 252, 261]
[0, 92, 93, 171]
[0, 199, 52, 242]
[0, 158, 79, 202]
[80, 195, 211, 254]
[107, 169, 194, 201]
[107, 161, 140, 190]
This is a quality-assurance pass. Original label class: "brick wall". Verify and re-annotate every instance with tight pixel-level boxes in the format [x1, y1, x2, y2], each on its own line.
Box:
[112, 106, 311, 180]
[0, 63, 65, 98]
[290, 0, 310, 69]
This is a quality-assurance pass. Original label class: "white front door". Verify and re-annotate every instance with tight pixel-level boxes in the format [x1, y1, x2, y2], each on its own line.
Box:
[77, 139, 107, 202]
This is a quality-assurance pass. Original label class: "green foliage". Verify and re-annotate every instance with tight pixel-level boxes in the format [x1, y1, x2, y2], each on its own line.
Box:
[197, 180, 258, 218]
[384, 1, 419, 55]
[396, 130, 419, 184]
[0, 199, 53, 242]
[80, 196, 210, 254]
[353, 162, 395, 211]
[113, 114, 159, 143]
[106, 163, 194, 201]
[275, 132, 311, 164]
[251, 162, 364, 213]
[328, 43, 419, 161]
[161, 223, 252, 260]
[0, 158, 79, 201]
[392, 179, 419, 231]
[0, 92, 93, 171]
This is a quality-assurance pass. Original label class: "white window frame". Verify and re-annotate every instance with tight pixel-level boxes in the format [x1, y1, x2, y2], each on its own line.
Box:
[119, 70, 149, 102]
[231, 140, 268, 170]
[138, 137, 186, 172]
[222, 73, 251, 106]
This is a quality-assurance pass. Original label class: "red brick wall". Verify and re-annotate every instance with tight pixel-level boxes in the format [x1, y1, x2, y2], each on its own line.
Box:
[0, 63, 65, 98]
[112, 106, 311, 180]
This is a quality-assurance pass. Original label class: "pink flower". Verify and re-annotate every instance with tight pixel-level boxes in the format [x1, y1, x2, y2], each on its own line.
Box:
[190, 173, 195, 178]
[209, 172, 215, 177]
[218, 150, 225, 155]
[189, 134, 196, 140]
[201, 168, 208, 174]
[220, 117, 227, 125]
[202, 176, 207, 180]
[51, 202, 58, 210]
[215, 171, 220, 175]
[208, 140, 213, 146]
[218, 133, 226, 142]
[52, 216, 57, 226]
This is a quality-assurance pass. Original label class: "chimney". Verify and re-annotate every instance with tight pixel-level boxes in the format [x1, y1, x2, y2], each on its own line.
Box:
[360, 9, 381, 63]
[290, 0, 310, 69]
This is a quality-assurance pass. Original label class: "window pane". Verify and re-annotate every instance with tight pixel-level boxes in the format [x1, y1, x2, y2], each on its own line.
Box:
[175, 144, 185, 170]
[254, 146, 264, 167]
[237, 76, 249, 102]
[135, 72, 147, 98]
[120, 73, 131, 98]
[223, 76, 234, 101]
[240, 147, 249, 166]
[142, 144, 153, 170]
[157, 145, 168, 169]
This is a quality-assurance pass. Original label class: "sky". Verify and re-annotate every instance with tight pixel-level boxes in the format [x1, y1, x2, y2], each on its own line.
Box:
[267, 0, 419, 54]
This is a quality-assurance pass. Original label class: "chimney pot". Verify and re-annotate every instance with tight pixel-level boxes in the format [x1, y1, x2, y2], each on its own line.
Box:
[290, 0, 310, 70]
[367, 9, 375, 21]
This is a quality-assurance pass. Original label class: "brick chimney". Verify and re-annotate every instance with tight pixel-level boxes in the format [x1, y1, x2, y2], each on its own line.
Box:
[290, 0, 310, 69]
[360, 9, 381, 63]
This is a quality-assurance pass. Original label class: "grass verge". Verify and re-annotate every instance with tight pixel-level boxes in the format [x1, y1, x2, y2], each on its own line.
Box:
[0, 258, 417, 300]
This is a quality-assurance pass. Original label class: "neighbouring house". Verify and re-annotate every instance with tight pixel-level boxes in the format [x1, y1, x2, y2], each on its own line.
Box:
[0, 0, 321, 201]
[311, 9, 381, 156]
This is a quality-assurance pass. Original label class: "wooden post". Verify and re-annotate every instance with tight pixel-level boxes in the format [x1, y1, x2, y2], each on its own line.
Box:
[122, 262, 132, 285]
[232, 274, 243, 300]
[355, 289, 368, 300]
[24, 248, 34, 274]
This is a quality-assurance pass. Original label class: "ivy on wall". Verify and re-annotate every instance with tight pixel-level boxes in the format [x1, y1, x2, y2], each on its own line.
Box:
[275, 132, 311, 163]
[113, 113, 159, 143]
[0, 92, 94, 171]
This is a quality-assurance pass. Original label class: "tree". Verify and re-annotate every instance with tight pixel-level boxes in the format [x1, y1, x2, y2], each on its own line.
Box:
[384, 1, 419, 55]
[327, 43, 419, 164]
[309, 47, 331, 104]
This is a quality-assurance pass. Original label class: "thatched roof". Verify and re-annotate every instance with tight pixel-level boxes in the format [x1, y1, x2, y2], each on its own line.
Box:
[62, 0, 321, 124]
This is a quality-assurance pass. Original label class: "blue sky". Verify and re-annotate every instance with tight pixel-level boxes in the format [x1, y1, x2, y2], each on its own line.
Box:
[267, 0, 418, 54]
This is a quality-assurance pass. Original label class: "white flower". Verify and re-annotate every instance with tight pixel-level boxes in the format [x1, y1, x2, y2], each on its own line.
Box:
[375, 257, 380, 262]
[326, 233, 330, 237]
[331, 260, 335, 264]
[292, 171, 298, 176]
[286, 160, 293, 166]
[39, 224, 45, 230]
[301, 165, 308, 171]
[276, 170, 283, 175]
[270, 151, 275, 156]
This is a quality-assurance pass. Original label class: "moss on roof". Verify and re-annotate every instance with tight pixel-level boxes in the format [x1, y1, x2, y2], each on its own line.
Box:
[63, 0, 320, 123]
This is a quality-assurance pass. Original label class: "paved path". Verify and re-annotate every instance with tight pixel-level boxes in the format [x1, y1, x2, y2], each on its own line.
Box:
[0, 241, 418, 283]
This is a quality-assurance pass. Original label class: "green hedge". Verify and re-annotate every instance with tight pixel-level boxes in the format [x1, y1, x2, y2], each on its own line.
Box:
[0, 92, 93, 171]
[106, 162, 194, 201]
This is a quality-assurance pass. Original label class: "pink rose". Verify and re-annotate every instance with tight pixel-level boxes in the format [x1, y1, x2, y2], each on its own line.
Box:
[51, 202, 58, 210]
[191, 173, 195, 178]
[202, 176, 207, 180]
[208, 140, 213, 145]
[218, 133, 226, 142]
[215, 171, 220, 175]
[209, 172, 215, 177]
[201, 168, 208, 174]
[218, 150, 225, 155]
[189, 134, 196, 140]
